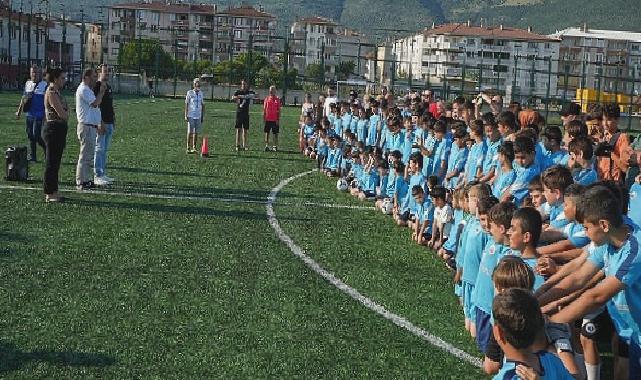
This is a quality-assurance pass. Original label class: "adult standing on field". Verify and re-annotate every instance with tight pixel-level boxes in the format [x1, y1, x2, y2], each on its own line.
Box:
[185, 78, 204, 154]
[94, 64, 115, 186]
[263, 85, 281, 152]
[42, 68, 69, 203]
[15, 65, 47, 162]
[323, 86, 338, 118]
[232, 79, 256, 151]
[75, 68, 106, 190]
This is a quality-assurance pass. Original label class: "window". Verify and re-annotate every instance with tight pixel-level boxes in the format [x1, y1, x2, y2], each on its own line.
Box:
[150, 25, 158, 33]
[545, 43, 551, 49]
[481, 38, 494, 45]
[10, 23, 16, 39]
[234, 18, 242, 26]
[527, 42, 537, 49]
[0, 21, 3, 38]
[234, 30, 242, 39]
[632, 44, 640, 51]
[23, 28, 28, 40]
[138, 10, 145, 19]
[467, 38, 475, 46]
[496, 39, 505, 46]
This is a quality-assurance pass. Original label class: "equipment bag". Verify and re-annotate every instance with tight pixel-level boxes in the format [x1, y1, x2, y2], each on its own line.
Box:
[5, 146, 29, 181]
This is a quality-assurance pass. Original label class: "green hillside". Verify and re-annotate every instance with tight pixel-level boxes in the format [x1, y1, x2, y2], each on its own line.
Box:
[37, 0, 641, 39]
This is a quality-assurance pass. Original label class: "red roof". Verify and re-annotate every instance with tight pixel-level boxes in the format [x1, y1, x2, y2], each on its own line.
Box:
[110, 2, 217, 14]
[297, 16, 337, 26]
[218, 5, 274, 19]
[423, 23, 559, 42]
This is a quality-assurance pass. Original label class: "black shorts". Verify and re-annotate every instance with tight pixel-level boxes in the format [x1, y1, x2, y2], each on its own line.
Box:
[264, 121, 279, 134]
[235, 113, 250, 129]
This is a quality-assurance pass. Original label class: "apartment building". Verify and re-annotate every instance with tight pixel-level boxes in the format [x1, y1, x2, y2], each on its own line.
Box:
[0, 5, 47, 66]
[552, 25, 641, 96]
[106, 1, 276, 65]
[290, 16, 371, 79]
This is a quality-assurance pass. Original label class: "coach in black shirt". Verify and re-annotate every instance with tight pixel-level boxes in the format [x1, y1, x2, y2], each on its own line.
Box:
[232, 79, 255, 151]
[93, 64, 115, 186]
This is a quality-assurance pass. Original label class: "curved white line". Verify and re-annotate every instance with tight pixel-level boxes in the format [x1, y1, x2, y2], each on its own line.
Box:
[266, 169, 483, 369]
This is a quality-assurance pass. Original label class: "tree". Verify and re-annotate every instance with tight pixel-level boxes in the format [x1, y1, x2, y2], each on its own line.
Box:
[305, 63, 325, 85]
[117, 39, 173, 78]
[336, 61, 356, 81]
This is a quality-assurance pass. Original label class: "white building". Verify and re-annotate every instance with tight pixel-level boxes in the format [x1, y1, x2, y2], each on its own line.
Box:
[0, 5, 46, 66]
[382, 23, 561, 100]
[290, 16, 372, 79]
[551, 25, 641, 96]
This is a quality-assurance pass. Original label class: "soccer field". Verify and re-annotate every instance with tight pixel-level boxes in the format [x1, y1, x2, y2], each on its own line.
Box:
[0, 93, 484, 379]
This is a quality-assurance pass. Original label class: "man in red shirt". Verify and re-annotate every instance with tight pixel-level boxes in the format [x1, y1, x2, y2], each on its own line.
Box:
[263, 85, 281, 152]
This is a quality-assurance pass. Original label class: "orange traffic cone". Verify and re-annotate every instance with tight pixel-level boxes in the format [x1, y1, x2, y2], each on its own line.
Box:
[201, 136, 210, 157]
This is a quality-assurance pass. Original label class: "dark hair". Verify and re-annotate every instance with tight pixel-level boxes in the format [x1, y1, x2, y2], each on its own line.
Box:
[568, 136, 594, 161]
[492, 288, 543, 349]
[377, 159, 390, 170]
[541, 165, 574, 192]
[565, 183, 586, 199]
[488, 202, 517, 229]
[603, 103, 621, 119]
[517, 127, 538, 142]
[497, 111, 517, 130]
[543, 126, 563, 144]
[498, 141, 515, 162]
[393, 161, 405, 174]
[513, 136, 535, 155]
[527, 175, 543, 192]
[453, 96, 466, 105]
[512, 208, 542, 247]
[45, 67, 64, 83]
[453, 124, 468, 139]
[389, 150, 403, 160]
[428, 175, 439, 188]
[83, 68, 95, 79]
[566, 120, 588, 139]
[409, 152, 423, 168]
[411, 185, 425, 196]
[431, 186, 447, 201]
[434, 120, 447, 134]
[478, 196, 499, 215]
[578, 185, 623, 227]
[481, 112, 496, 125]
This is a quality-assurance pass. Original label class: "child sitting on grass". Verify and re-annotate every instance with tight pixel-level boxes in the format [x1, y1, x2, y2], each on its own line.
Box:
[428, 187, 452, 251]
[409, 185, 434, 246]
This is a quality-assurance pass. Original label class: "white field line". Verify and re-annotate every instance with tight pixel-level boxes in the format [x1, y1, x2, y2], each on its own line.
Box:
[266, 169, 483, 369]
[0, 184, 376, 210]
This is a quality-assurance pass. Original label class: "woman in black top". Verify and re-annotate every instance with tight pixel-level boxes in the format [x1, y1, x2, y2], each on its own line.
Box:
[42, 68, 69, 203]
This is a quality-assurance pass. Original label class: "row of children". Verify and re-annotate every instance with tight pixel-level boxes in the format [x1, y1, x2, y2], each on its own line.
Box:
[300, 94, 640, 379]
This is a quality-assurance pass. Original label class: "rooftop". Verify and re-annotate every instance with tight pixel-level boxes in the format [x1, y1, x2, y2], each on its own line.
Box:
[552, 27, 641, 42]
[295, 16, 337, 26]
[218, 5, 275, 19]
[422, 23, 558, 42]
[110, 2, 217, 14]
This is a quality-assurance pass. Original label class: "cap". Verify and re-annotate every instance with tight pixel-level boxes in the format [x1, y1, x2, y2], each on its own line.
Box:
[559, 102, 581, 117]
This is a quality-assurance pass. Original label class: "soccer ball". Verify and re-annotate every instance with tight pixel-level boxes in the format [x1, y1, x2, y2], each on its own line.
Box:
[382, 198, 394, 215]
[336, 178, 349, 192]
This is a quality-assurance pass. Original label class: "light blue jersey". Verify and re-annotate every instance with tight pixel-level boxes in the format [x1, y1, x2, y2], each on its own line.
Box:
[492, 168, 517, 199]
[414, 198, 434, 233]
[394, 176, 409, 205]
[316, 138, 328, 157]
[378, 174, 389, 198]
[510, 163, 540, 206]
[401, 173, 426, 213]
[360, 168, 380, 192]
[563, 222, 590, 248]
[455, 215, 473, 268]
[356, 119, 368, 143]
[482, 138, 502, 177]
[421, 134, 437, 176]
[493, 351, 574, 380]
[629, 183, 641, 227]
[302, 123, 315, 139]
[351, 163, 364, 185]
[464, 140, 488, 183]
[548, 202, 570, 230]
[461, 218, 490, 286]
[588, 230, 641, 344]
[472, 243, 511, 315]
[333, 117, 343, 137]
[519, 256, 545, 290]
[443, 209, 465, 253]
[432, 137, 450, 181]
[387, 131, 404, 154]
[367, 114, 381, 147]
[385, 171, 397, 198]
[327, 112, 336, 126]
[545, 149, 569, 169]
[445, 145, 468, 190]
[325, 147, 342, 170]
[572, 167, 598, 186]
[535, 143, 548, 172]
[402, 130, 415, 164]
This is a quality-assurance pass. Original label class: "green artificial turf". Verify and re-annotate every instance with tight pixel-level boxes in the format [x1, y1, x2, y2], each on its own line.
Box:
[0, 93, 483, 378]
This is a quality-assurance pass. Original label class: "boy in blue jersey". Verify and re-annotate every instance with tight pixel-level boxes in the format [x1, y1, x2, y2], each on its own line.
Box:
[356, 107, 369, 144]
[300, 114, 316, 157]
[630, 179, 641, 227]
[439, 188, 465, 264]
[507, 208, 546, 290]
[539, 185, 641, 379]
[472, 201, 516, 354]
[568, 137, 598, 186]
[391, 162, 409, 216]
[479, 121, 503, 184]
[316, 126, 329, 170]
[541, 165, 574, 231]
[543, 126, 569, 168]
[395, 153, 426, 227]
[463, 120, 488, 186]
[333, 106, 344, 138]
[492, 142, 517, 199]
[537, 184, 588, 263]
[375, 160, 389, 200]
[410, 185, 434, 246]
[492, 288, 574, 380]
[428, 121, 450, 181]
[324, 137, 342, 177]
[497, 111, 518, 141]
[502, 136, 540, 206]
[327, 103, 337, 126]
[460, 183, 493, 336]
[401, 118, 415, 164]
[358, 153, 380, 201]
[340, 103, 354, 138]
[444, 124, 469, 190]
[349, 151, 365, 196]
[366, 102, 381, 148]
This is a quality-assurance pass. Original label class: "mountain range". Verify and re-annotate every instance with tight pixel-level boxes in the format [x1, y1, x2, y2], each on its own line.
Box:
[39, 0, 641, 39]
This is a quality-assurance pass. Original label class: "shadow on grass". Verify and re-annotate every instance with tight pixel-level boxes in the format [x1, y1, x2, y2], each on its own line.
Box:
[0, 231, 33, 257]
[214, 152, 309, 162]
[69, 198, 312, 222]
[0, 342, 115, 373]
[109, 166, 220, 179]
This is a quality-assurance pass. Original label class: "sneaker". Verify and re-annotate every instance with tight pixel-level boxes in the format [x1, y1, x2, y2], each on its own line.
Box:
[104, 176, 115, 183]
[264, 146, 270, 152]
[235, 145, 241, 152]
[94, 176, 112, 187]
[244, 146, 250, 151]
[272, 146, 278, 152]
[76, 181, 95, 191]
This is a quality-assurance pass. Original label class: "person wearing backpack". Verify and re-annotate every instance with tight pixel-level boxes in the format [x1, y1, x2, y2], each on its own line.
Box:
[15, 65, 47, 162]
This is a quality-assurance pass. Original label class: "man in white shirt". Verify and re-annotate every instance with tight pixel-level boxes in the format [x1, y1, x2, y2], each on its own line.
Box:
[323, 86, 338, 118]
[184, 78, 204, 154]
[75, 68, 106, 190]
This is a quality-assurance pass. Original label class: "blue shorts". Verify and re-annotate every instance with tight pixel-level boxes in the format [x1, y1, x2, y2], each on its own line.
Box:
[475, 308, 492, 353]
[462, 282, 476, 320]
[187, 118, 202, 133]
[630, 339, 641, 377]
[454, 282, 462, 298]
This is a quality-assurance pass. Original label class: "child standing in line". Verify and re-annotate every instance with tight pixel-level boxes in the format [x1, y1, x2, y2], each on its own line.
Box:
[356, 107, 369, 144]
[541, 165, 574, 231]
[506, 207, 546, 290]
[462, 120, 487, 186]
[367, 102, 381, 148]
[479, 121, 502, 184]
[439, 188, 465, 266]
[402, 118, 415, 165]
[444, 125, 469, 190]
[501, 136, 540, 206]
[491, 142, 516, 200]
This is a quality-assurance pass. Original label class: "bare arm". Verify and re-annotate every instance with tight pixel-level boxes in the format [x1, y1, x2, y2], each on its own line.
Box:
[537, 257, 600, 307]
[549, 275, 624, 324]
[90, 83, 106, 107]
[535, 251, 588, 298]
[47, 92, 68, 121]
